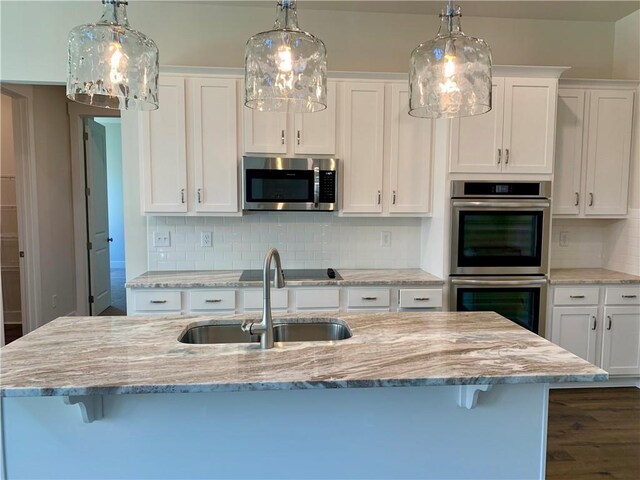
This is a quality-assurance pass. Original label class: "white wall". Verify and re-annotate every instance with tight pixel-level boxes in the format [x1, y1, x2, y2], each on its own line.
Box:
[148, 214, 422, 271]
[0, 1, 619, 84]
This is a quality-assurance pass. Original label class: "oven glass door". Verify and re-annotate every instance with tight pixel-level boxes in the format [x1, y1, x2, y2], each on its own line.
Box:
[246, 169, 314, 204]
[458, 210, 543, 267]
[456, 286, 541, 333]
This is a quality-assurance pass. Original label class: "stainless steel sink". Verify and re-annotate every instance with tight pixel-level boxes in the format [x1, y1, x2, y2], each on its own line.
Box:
[179, 320, 351, 345]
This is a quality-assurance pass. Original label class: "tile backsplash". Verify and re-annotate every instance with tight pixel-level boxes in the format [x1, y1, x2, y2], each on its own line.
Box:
[605, 209, 640, 275]
[550, 219, 611, 268]
[147, 213, 423, 271]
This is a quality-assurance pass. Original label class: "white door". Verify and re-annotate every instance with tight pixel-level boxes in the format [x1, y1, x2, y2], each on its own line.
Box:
[243, 108, 287, 154]
[449, 77, 504, 173]
[294, 81, 337, 155]
[584, 90, 634, 216]
[553, 89, 585, 215]
[189, 78, 239, 213]
[601, 306, 640, 375]
[388, 83, 433, 214]
[140, 76, 188, 213]
[550, 306, 599, 365]
[85, 119, 111, 315]
[502, 77, 557, 174]
[340, 82, 385, 214]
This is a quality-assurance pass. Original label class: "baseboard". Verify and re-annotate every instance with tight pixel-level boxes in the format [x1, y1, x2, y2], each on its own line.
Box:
[110, 261, 125, 269]
[3, 311, 22, 324]
[550, 377, 640, 389]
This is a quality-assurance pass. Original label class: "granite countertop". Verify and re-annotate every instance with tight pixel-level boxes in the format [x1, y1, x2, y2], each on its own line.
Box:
[0, 312, 606, 397]
[125, 268, 444, 288]
[550, 268, 640, 285]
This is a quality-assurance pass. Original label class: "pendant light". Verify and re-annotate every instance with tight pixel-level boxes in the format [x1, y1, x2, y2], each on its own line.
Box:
[67, 0, 159, 111]
[244, 0, 327, 113]
[409, 1, 492, 119]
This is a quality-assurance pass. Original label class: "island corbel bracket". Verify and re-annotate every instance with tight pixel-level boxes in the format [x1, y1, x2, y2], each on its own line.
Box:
[63, 395, 104, 423]
[457, 384, 492, 409]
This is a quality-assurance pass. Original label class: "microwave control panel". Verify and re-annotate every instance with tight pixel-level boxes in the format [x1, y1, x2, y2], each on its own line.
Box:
[319, 170, 337, 204]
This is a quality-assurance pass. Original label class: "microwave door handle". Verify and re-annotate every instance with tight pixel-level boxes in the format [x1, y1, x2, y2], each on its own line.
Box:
[452, 201, 550, 209]
[450, 278, 547, 287]
[313, 167, 320, 209]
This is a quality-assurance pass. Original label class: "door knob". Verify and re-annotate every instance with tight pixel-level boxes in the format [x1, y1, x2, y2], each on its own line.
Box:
[107, 237, 114, 242]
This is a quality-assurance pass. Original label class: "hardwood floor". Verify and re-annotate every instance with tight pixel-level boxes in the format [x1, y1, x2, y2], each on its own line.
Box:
[547, 387, 640, 480]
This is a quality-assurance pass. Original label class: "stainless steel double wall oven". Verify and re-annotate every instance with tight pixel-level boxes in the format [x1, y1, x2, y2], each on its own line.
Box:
[449, 181, 552, 336]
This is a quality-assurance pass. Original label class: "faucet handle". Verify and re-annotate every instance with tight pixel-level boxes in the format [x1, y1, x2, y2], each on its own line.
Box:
[241, 319, 253, 333]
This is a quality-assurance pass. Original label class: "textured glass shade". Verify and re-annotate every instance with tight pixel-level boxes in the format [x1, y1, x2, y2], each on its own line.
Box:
[67, 0, 159, 111]
[409, 3, 491, 119]
[245, 0, 327, 113]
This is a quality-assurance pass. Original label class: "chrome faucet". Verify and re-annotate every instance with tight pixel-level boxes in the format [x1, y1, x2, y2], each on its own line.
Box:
[241, 248, 286, 349]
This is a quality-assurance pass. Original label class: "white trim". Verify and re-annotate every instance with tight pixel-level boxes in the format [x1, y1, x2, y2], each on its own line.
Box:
[67, 103, 120, 316]
[550, 377, 640, 389]
[1, 86, 41, 334]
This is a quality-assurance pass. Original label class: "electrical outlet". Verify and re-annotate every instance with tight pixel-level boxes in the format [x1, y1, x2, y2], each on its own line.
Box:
[201, 231, 213, 247]
[51, 294, 57, 308]
[153, 231, 171, 247]
[380, 231, 392, 247]
[559, 231, 569, 247]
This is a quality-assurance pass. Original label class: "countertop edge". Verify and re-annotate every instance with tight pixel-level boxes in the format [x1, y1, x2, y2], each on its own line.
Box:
[125, 280, 446, 288]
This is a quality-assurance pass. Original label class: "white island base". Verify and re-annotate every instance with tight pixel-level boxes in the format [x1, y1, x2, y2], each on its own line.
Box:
[4, 383, 549, 479]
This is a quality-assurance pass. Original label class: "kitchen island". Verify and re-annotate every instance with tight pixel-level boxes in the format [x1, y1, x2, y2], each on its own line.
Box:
[1, 312, 606, 479]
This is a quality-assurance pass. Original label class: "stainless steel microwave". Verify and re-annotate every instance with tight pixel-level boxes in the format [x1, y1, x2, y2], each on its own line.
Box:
[242, 157, 338, 212]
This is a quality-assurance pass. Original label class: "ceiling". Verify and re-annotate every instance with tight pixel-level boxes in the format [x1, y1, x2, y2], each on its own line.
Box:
[211, 1, 640, 22]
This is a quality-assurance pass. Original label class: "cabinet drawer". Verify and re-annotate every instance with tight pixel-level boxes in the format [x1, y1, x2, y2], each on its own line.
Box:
[347, 288, 390, 308]
[553, 287, 599, 305]
[190, 290, 236, 311]
[244, 289, 288, 310]
[133, 290, 182, 311]
[605, 287, 640, 305]
[295, 289, 340, 310]
[399, 289, 443, 309]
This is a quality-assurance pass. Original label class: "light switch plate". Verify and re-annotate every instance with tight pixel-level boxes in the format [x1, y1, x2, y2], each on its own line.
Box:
[380, 231, 391, 247]
[153, 231, 171, 247]
[559, 231, 569, 247]
[201, 231, 213, 247]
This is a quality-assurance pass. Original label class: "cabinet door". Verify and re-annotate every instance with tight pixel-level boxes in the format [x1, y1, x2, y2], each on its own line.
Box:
[553, 89, 585, 215]
[341, 82, 385, 214]
[243, 108, 287, 154]
[189, 78, 239, 213]
[449, 77, 504, 173]
[293, 81, 337, 155]
[551, 306, 598, 365]
[584, 90, 634, 216]
[140, 76, 188, 213]
[601, 306, 640, 375]
[388, 83, 433, 214]
[502, 78, 557, 174]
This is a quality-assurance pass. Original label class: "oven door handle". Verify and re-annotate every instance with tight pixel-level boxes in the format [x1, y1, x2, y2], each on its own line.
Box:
[451, 278, 547, 287]
[452, 201, 550, 209]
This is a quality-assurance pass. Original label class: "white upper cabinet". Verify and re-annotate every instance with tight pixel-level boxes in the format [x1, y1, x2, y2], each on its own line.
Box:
[340, 82, 385, 214]
[584, 90, 634, 216]
[140, 74, 240, 215]
[188, 78, 238, 213]
[243, 81, 337, 156]
[553, 89, 585, 215]
[553, 83, 635, 218]
[388, 83, 433, 214]
[450, 75, 557, 175]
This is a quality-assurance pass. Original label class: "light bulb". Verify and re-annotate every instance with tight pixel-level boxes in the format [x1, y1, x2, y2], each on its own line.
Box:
[276, 46, 293, 73]
[108, 42, 127, 85]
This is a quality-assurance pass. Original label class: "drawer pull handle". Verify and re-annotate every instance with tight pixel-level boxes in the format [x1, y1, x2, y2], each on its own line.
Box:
[591, 316, 597, 331]
[622, 295, 637, 299]
[205, 299, 222, 303]
[362, 296, 378, 301]
[414, 297, 431, 301]
[150, 300, 167, 304]
[607, 315, 612, 330]
[569, 295, 585, 299]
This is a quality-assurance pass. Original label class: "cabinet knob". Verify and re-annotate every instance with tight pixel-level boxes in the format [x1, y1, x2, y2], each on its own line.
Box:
[574, 192, 579, 206]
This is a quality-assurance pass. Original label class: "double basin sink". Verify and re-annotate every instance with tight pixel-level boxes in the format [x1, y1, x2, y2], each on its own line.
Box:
[180, 320, 352, 345]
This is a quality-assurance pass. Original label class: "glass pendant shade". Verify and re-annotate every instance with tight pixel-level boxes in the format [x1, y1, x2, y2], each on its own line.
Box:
[67, 0, 159, 111]
[244, 0, 327, 113]
[409, 2, 492, 119]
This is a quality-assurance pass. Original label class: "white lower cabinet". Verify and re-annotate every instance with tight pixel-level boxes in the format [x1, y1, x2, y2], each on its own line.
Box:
[550, 285, 640, 377]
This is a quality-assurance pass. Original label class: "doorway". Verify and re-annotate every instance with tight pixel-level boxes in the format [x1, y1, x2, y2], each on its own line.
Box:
[84, 117, 126, 315]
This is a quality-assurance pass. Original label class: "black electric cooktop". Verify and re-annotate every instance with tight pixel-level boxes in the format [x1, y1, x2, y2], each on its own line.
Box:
[239, 268, 342, 282]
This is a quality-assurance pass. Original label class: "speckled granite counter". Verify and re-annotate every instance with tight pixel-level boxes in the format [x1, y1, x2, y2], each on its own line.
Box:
[0, 311, 606, 397]
[125, 268, 444, 288]
[550, 268, 640, 285]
